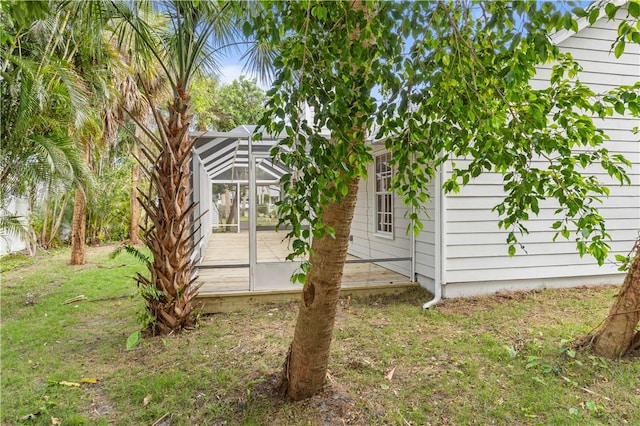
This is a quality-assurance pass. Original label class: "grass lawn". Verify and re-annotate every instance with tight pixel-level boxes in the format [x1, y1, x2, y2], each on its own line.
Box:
[1, 245, 638, 425]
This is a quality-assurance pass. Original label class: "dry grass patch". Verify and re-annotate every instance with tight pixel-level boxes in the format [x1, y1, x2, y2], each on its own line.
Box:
[1, 245, 638, 425]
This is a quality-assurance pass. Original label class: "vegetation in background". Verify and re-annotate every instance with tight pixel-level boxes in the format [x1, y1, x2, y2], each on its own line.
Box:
[0, 1, 90, 251]
[0, 1, 150, 256]
[192, 75, 267, 131]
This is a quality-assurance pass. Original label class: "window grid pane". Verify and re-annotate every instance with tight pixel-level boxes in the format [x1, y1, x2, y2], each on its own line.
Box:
[375, 153, 393, 235]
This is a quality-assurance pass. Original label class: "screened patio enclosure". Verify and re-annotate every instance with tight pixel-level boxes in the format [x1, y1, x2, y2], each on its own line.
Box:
[191, 126, 413, 294]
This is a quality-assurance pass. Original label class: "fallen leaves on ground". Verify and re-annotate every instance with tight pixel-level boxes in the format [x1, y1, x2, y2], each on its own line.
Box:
[385, 366, 396, 381]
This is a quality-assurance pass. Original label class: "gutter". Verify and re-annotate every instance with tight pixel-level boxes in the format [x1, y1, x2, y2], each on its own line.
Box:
[423, 163, 446, 309]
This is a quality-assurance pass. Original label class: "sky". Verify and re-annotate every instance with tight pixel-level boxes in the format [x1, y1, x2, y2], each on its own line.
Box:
[217, 48, 270, 90]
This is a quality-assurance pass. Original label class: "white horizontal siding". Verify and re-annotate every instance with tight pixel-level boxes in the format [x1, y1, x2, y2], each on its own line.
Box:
[415, 178, 438, 284]
[447, 217, 636, 234]
[415, 182, 440, 282]
[442, 12, 639, 292]
[348, 145, 412, 278]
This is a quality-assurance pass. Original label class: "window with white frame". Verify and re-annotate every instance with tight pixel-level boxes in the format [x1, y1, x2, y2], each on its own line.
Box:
[375, 152, 393, 235]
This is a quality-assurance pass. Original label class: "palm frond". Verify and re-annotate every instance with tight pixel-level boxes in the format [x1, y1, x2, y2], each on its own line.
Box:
[0, 213, 32, 247]
[110, 243, 151, 264]
[110, 0, 177, 91]
[241, 39, 277, 87]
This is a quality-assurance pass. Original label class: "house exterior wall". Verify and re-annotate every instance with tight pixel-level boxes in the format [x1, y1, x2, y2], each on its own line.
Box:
[0, 197, 29, 256]
[440, 13, 640, 297]
[348, 144, 412, 277]
[414, 178, 438, 292]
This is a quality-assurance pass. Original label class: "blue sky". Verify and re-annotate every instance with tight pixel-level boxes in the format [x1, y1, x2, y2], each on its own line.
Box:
[218, 60, 254, 85]
[217, 47, 268, 89]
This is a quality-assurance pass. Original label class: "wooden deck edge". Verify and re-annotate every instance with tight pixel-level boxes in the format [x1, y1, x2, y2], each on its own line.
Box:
[196, 282, 419, 313]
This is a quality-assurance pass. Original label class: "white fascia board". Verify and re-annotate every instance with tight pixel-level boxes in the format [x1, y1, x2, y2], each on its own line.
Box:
[549, 0, 628, 45]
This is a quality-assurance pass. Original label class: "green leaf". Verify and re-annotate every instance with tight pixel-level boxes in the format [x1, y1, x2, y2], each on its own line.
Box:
[605, 3, 617, 19]
[614, 40, 626, 58]
[628, 1, 640, 18]
[126, 331, 142, 350]
[242, 21, 252, 38]
[508, 245, 516, 257]
[314, 6, 328, 20]
[614, 101, 625, 115]
[614, 254, 628, 262]
[571, 18, 579, 33]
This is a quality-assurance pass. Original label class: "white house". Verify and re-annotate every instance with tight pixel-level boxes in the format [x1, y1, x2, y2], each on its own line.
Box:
[189, 6, 637, 300]
[348, 7, 640, 300]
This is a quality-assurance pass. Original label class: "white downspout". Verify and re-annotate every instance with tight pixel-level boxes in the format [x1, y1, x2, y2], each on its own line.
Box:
[410, 153, 416, 282]
[423, 164, 446, 309]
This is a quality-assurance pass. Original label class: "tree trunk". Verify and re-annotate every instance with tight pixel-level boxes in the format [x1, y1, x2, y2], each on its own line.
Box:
[279, 177, 360, 400]
[226, 191, 237, 231]
[587, 252, 640, 358]
[137, 85, 200, 334]
[70, 144, 90, 265]
[40, 193, 50, 247]
[48, 195, 68, 248]
[129, 138, 142, 245]
[70, 186, 86, 265]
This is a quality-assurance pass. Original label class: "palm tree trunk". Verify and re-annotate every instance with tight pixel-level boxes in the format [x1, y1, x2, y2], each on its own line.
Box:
[70, 186, 86, 265]
[279, 177, 360, 400]
[48, 195, 68, 248]
[40, 193, 50, 247]
[70, 143, 90, 265]
[129, 138, 142, 245]
[586, 251, 640, 358]
[138, 87, 200, 334]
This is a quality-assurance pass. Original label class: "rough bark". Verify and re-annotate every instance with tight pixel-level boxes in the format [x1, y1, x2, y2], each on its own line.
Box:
[70, 144, 90, 265]
[129, 140, 142, 245]
[585, 252, 640, 358]
[280, 177, 360, 401]
[70, 187, 86, 265]
[136, 82, 201, 334]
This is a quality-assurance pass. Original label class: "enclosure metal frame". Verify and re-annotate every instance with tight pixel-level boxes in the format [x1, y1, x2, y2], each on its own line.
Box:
[192, 128, 415, 293]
